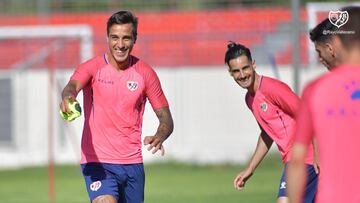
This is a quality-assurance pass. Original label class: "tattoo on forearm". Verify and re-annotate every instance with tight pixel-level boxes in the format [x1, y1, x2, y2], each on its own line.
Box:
[155, 108, 174, 140]
[62, 82, 78, 99]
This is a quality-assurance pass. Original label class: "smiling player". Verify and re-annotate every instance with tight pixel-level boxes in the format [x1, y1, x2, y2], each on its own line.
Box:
[60, 10, 174, 203]
[225, 42, 318, 203]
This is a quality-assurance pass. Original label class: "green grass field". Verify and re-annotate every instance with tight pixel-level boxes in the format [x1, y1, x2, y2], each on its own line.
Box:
[0, 154, 283, 203]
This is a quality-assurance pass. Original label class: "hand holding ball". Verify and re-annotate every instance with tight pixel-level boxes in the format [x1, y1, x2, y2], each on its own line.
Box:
[59, 100, 82, 121]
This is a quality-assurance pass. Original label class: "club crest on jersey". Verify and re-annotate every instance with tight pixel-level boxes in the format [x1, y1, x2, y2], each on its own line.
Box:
[260, 102, 268, 112]
[127, 81, 138, 92]
[90, 181, 102, 191]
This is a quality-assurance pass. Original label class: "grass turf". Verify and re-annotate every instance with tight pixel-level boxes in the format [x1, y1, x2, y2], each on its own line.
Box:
[0, 154, 282, 203]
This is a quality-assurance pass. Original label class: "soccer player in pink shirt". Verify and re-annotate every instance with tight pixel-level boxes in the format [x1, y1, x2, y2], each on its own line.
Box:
[287, 6, 360, 203]
[225, 42, 318, 203]
[59, 11, 173, 203]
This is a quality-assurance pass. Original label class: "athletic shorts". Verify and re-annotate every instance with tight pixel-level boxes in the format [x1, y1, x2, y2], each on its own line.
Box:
[81, 163, 145, 203]
[277, 163, 318, 203]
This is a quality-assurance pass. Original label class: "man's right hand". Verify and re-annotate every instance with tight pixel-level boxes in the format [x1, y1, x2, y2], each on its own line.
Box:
[233, 168, 253, 190]
[60, 95, 76, 113]
[60, 80, 82, 113]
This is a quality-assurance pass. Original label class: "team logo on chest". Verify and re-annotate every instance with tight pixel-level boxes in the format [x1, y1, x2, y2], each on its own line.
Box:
[127, 81, 138, 92]
[260, 102, 268, 112]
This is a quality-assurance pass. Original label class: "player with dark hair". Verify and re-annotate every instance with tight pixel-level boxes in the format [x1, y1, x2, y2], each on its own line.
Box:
[60, 10, 174, 203]
[309, 17, 343, 70]
[309, 6, 360, 71]
[225, 42, 318, 203]
[287, 6, 360, 203]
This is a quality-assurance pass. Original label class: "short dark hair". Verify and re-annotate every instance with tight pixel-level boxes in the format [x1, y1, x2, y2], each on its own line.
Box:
[338, 6, 360, 50]
[224, 41, 252, 65]
[310, 6, 360, 49]
[107, 10, 138, 43]
[309, 18, 336, 43]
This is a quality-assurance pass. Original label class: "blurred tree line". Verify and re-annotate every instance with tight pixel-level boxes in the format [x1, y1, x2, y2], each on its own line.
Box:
[0, 0, 358, 14]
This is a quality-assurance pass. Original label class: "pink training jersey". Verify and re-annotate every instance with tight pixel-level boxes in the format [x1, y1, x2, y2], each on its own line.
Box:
[295, 65, 360, 203]
[70, 55, 169, 164]
[246, 76, 314, 164]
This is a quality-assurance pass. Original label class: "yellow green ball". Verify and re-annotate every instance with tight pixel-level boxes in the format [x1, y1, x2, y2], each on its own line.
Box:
[59, 100, 82, 122]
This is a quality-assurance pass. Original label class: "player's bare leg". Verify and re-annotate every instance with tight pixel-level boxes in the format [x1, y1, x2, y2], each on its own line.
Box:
[92, 195, 117, 203]
[277, 197, 288, 203]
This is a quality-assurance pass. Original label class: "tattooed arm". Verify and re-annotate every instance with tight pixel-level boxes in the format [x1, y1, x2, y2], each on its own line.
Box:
[143, 107, 174, 155]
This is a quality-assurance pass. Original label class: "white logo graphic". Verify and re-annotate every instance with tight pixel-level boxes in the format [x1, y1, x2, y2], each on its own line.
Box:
[260, 102, 268, 112]
[127, 81, 138, 92]
[280, 181, 286, 189]
[328, 10, 349, 28]
[90, 181, 102, 191]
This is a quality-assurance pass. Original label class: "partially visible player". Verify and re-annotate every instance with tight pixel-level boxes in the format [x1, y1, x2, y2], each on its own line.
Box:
[309, 16, 345, 70]
[225, 42, 318, 203]
[287, 6, 360, 203]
